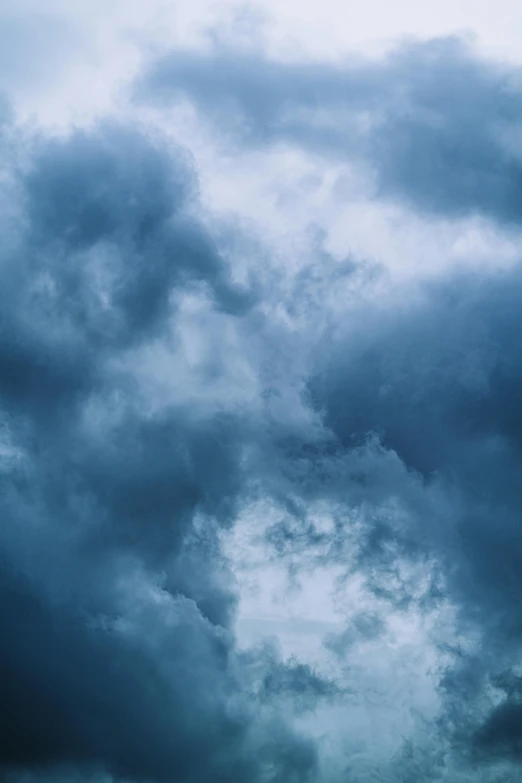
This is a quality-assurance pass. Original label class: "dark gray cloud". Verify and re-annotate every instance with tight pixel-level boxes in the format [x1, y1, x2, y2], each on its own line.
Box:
[308, 268, 522, 613]
[137, 37, 522, 226]
[232, 262, 522, 780]
[280, 264, 522, 773]
[7, 25, 522, 783]
[474, 672, 522, 764]
[131, 31, 522, 780]
[136, 32, 522, 762]
[0, 115, 316, 783]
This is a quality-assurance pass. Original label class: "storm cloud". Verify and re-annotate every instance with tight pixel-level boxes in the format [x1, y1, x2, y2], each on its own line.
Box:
[139, 36, 522, 226]
[5, 12, 522, 783]
[0, 115, 317, 783]
[137, 33, 522, 778]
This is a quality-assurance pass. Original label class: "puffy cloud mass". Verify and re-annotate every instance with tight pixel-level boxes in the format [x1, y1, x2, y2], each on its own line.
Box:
[4, 9, 522, 783]
[139, 36, 522, 226]
[0, 117, 319, 783]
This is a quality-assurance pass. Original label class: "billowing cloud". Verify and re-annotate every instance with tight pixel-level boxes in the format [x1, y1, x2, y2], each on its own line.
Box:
[0, 113, 318, 783]
[137, 32, 522, 778]
[138, 36, 522, 226]
[5, 10, 522, 783]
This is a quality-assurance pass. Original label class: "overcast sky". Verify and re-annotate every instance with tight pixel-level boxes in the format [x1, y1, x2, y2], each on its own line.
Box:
[2, 3, 522, 783]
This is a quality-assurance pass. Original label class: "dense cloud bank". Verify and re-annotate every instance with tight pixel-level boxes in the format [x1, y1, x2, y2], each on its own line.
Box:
[4, 30, 522, 783]
[0, 118, 322, 783]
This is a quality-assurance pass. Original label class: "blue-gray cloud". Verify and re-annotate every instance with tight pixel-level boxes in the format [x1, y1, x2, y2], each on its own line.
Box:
[6, 24, 522, 783]
[274, 263, 522, 772]
[135, 32, 522, 771]
[137, 37, 522, 226]
[0, 114, 316, 783]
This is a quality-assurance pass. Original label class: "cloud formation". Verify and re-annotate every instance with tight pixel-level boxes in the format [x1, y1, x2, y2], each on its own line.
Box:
[0, 115, 318, 783]
[137, 33, 522, 778]
[139, 36, 522, 226]
[5, 16, 522, 783]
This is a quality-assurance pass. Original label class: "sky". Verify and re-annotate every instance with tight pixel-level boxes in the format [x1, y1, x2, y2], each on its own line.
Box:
[2, 2, 522, 782]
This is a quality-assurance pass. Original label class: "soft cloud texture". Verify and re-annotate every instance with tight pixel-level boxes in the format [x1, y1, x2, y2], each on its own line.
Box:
[0, 115, 319, 783]
[4, 5, 522, 783]
[139, 37, 522, 226]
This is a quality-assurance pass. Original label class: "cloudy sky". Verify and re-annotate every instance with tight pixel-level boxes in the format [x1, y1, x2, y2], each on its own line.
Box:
[2, 2, 522, 782]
